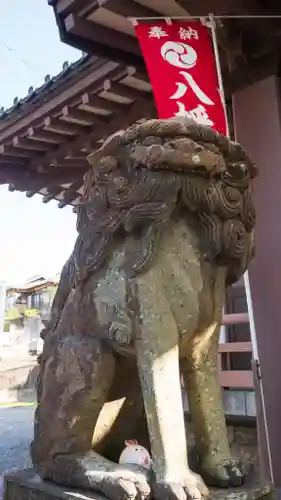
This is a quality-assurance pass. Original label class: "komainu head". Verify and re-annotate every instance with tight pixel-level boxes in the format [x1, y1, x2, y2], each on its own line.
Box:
[76, 117, 257, 285]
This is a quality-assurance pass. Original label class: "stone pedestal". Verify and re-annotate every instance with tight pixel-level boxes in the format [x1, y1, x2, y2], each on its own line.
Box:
[4, 468, 105, 500]
[4, 468, 275, 500]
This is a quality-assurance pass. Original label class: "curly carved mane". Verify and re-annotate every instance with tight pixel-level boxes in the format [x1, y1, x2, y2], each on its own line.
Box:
[73, 117, 256, 288]
[42, 118, 257, 340]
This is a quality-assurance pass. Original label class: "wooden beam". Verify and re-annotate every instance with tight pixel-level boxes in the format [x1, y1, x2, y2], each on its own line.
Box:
[0, 145, 42, 159]
[0, 157, 27, 166]
[92, 0, 162, 18]
[29, 97, 155, 172]
[13, 137, 52, 152]
[58, 193, 80, 208]
[218, 342, 252, 353]
[218, 370, 253, 389]
[80, 92, 124, 114]
[28, 127, 65, 144]
[0, 162, 27, 172]
[225, 50, 279, 95]
[42, 168, 86, 185]
[26, 191, 37, 198]
[58, 180, 82, 208]
[64, 14, 142, 57]
[56, 0, 161, 19]
[56, 0, 88, 15]
[129, 69, 150, 84]
[44, 116, 86, 135]
[0, 164, 28, 184]
[222, 313, 249, 325]
[66, 154, 88, 160]
[43, 186, 63, 204]
[61, 106, 98, 126]
[103, 79, 146, 100]
[9, 168, 85, 192]
[49, 158, 88, 168]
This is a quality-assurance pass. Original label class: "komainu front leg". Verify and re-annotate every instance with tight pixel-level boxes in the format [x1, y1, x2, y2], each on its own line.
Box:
[135, 271, 208, 500]
[181, 326, 245, 488]
[31, 333, 150, 500]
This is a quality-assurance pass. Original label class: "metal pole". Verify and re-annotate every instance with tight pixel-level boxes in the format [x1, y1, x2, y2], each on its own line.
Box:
[207, 12, 274, 483]
[244, 272, 274, 481]
[128, 14, 281, 21]
[208, 13, 229, 137]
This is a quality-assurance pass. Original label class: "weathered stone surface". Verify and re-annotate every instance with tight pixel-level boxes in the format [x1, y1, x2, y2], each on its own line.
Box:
[210, 473, 274, 500]
[30, 117, 257, 500]
[4, 469, 105, 499]
[4, 469, 274, 500]
[185, 420, 259, 476]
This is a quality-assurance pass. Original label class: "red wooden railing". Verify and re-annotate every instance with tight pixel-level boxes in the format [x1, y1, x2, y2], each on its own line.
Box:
[218, 312, 254, 389]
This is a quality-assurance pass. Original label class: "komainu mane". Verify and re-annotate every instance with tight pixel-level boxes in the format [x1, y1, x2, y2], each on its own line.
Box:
[33, 118, 257, 500]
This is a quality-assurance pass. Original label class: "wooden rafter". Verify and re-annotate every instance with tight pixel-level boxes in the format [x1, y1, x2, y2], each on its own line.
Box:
[0, 50, 155, 207]
[0, 59, 120, 142]
[56, 0, 93, 16]
[64, 14, 143, 63]
[58, 180, 83, 208]
[0, 145, 42, 160]
[50, 158, 89, 168]
[80, 91, 125, 114]
[43, 186, 64, 204]
[103, 79, 147, 101]
[44, 116, 86, 136]
[27, 127, 65, 144]
[61, 106, 99, 126]
[30, 96, 155, 174]
[13, 137, 53, 152]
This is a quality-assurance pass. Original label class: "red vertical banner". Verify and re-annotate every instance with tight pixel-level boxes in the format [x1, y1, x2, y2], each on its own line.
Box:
[134, 21, 227, 136]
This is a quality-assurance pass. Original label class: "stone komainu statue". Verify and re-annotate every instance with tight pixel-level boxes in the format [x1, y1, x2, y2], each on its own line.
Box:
[32, 118, 257, 500]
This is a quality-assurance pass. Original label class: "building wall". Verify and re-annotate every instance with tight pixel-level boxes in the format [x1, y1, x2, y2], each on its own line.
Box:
[224, 281, 251, 371]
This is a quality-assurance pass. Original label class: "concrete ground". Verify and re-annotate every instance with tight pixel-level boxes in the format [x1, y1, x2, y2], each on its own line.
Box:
[0, 337, 37, 500]
[0, 405, 34, 498]
[0, 406, 34, 475]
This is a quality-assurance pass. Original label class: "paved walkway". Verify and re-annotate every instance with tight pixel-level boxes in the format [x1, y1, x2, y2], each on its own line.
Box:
[0, 406, 34, 474]
[0, 405, 34, 498]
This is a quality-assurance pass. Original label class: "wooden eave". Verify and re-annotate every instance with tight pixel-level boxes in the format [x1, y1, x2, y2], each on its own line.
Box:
[49, 0, 281, 94]
[7, 281, 58, 295]
[0, 54, 155, 208]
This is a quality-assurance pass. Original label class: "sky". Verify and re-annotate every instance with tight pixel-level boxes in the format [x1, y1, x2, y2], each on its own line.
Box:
[0, 0, 82, 284]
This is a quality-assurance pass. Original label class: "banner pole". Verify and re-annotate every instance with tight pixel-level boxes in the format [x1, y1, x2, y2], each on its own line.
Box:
[208, 13, 229, 137]
[128, 14, 281, 22]
[208, 11, 274, 482]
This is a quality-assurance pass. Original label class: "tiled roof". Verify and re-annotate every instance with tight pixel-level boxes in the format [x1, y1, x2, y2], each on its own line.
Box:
[6, 274, 60, 293]
[0, 52, 98, 124]
[0, 45, 154, 208]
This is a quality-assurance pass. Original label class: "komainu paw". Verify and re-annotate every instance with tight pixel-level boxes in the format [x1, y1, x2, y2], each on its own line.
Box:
[91, 464, 151, 500]
[201, 456, 245, 488]
[153, 471, 209, 500]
